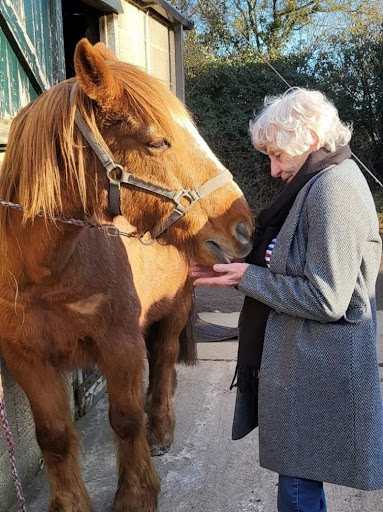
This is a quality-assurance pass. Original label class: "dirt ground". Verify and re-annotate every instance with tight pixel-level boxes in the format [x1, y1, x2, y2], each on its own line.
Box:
[195, 254, 383, 313]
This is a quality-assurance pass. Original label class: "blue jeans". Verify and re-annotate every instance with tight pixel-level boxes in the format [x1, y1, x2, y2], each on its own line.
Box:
[278, 474, 327, 512]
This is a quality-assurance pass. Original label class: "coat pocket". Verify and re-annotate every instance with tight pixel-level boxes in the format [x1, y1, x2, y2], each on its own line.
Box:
[342, 305, 367, 324]
[342, 277, 369, 324]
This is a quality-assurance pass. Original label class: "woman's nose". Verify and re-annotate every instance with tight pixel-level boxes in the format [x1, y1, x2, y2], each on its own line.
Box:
[270, 161, 281, 178]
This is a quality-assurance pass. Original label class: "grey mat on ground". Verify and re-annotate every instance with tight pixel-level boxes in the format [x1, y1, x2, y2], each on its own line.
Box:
[195, 319, 238, 343]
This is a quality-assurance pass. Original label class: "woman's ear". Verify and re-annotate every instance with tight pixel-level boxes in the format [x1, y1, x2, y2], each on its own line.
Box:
[74, 38, 123, 109]
[311, 133, 321, 151]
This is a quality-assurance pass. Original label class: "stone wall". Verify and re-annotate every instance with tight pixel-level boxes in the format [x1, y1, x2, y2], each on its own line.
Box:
[0, 359, 76, 512]
[0, 358, 42, 512]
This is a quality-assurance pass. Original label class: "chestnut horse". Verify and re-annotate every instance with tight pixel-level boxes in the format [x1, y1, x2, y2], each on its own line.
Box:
[0, 39, 252, 512]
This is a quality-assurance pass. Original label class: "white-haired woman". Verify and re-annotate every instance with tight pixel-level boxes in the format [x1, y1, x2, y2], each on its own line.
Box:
[192, 88, 383, 511]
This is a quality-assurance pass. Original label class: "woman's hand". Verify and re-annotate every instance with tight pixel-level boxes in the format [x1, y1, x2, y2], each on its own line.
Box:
[191, 263, 250, 287]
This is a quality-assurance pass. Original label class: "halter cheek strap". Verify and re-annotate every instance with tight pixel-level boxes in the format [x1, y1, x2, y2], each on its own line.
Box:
[72, 110, 123, 215]
[70, 83, 233, 239]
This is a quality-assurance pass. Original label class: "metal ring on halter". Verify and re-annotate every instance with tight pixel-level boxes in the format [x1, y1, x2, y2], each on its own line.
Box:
[106, 165, 124, 187]
[138, 233, 156, 246]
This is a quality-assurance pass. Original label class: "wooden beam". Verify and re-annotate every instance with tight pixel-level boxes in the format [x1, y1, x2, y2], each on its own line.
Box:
[99, 13, 120, 58]
[174, 24, 185, 102]
[49, 0, 66, 83]
[0, 0, 50, 92]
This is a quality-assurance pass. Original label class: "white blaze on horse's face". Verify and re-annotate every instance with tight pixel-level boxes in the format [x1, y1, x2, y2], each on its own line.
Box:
[172, 114, 243, 195]
[172, 114, 225, 169]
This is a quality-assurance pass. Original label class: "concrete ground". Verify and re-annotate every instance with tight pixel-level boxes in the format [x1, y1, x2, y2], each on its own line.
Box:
[10, 299, 383, 512]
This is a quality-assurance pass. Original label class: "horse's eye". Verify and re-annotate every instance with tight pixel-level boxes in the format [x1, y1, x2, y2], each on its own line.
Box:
[147, 139, 171, 150]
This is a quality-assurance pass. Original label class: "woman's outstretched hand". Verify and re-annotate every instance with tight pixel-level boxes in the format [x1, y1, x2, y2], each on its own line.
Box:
[191, 263, 249, 287]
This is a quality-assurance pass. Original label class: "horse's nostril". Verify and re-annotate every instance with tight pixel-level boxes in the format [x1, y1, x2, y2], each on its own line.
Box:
[235, 222, 251, 245]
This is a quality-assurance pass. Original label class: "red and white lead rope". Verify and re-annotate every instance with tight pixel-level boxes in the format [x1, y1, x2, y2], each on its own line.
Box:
[0, 375, 27, 511]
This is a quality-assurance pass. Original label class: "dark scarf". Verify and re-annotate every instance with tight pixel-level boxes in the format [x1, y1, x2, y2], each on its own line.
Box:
[231, 144, 352, 440]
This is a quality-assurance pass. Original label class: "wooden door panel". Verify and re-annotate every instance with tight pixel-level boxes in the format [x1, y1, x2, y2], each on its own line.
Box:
[0, 0, 65, 144]
[0, 25, 37, 143]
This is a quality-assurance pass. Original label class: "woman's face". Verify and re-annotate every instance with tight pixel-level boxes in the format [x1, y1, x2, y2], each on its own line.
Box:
[266, 144, 314, 184]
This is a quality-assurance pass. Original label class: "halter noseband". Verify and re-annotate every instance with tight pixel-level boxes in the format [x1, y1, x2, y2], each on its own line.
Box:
[71, 83, 233, 240]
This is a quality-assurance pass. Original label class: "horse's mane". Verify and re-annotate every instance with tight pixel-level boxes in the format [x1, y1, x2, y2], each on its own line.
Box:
[0, 62, 191, 229]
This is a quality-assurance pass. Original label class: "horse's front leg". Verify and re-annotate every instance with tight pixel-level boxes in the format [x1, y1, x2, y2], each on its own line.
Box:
[100, 332, 160, 512]
[1, 342, 92, 512]
[146, 293, 192, 455]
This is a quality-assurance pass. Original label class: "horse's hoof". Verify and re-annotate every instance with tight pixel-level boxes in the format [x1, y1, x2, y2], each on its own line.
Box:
[112, 502, 157, 512]
[49, 496, 93, 512]
[113, 466, 160, 512]
[112, 490, 158, 512]
[150, 444, 171, 456]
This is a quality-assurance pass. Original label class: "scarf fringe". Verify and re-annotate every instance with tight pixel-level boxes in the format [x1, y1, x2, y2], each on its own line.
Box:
[230, 365, 259, 392]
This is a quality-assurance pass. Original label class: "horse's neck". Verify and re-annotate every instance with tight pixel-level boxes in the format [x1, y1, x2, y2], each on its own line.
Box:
[115, 216, 191, 323]
[2, 213, 82, 285]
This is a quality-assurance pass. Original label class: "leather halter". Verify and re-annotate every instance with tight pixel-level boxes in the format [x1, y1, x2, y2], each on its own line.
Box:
[70, 83, 233, 240]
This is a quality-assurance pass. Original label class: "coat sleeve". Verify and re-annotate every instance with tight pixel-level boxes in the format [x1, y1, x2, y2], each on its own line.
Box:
[238, 173, 373, 322]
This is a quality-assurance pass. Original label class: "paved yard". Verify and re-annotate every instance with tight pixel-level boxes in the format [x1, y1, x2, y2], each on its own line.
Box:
[11, 307, 383, 512]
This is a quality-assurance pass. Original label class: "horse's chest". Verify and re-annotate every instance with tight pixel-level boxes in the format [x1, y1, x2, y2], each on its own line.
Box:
[0, 293, 110, 358]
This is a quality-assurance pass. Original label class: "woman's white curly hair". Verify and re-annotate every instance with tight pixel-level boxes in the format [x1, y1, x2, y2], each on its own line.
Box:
[249, 87, 352, 156]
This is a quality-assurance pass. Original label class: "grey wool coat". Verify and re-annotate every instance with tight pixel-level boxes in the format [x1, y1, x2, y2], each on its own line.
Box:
[238, 159, 383, 490]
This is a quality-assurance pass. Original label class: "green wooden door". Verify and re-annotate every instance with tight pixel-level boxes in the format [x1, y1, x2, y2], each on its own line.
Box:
[0, 0, 65, 146]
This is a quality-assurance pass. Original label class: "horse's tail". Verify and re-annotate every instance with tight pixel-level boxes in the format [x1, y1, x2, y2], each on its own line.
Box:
[178, 292, 198, 366]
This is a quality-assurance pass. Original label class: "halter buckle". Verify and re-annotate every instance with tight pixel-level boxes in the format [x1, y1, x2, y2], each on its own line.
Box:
[172, 189, 200, 207]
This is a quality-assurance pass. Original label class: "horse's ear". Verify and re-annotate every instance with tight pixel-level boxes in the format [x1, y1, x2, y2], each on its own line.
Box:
[74, 38, 122, 106]
[93, 42, 119, 62]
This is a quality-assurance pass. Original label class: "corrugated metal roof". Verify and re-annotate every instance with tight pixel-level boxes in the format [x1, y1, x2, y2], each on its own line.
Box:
[80, 0, 124, 13]
[140, 0, 193, 29]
